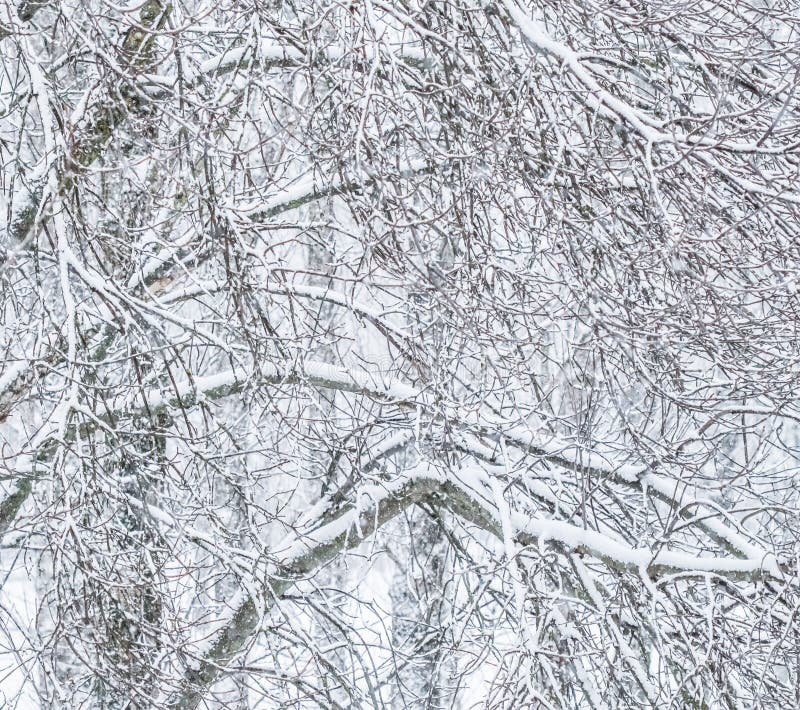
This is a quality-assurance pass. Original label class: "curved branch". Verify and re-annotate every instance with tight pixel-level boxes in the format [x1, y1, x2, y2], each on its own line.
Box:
[165, 466, 787, 708]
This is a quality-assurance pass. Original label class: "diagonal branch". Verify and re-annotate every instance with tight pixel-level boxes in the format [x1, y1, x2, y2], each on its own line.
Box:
[165, 476, 441, 709]
[1, 351, 781, 587]
[165, 466, 788, 708]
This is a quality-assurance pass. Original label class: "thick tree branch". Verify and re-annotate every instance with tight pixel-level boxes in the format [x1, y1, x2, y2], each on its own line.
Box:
[6, 1, 171, 248]
[165, 476, 441, 709]
[1, 348, 777, 589]
[165, 467, 788, 708]
[0, 478, 31, 537]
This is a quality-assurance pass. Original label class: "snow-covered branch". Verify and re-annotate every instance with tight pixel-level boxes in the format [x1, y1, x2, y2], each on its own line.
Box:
[3, 0, 800, 706]
[167, 463, 790, 708]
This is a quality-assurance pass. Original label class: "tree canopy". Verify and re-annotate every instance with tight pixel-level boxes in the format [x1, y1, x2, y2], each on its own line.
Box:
[2, 0, 800, 707]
